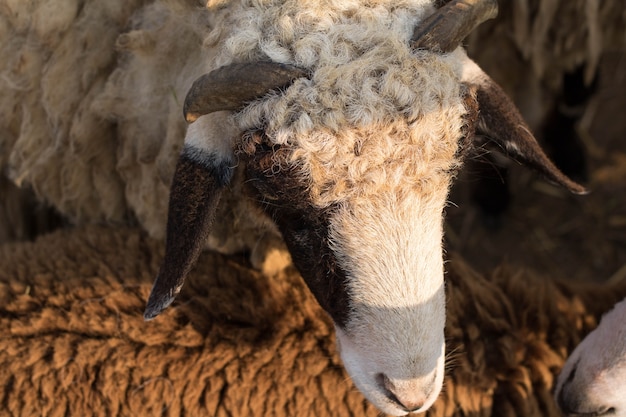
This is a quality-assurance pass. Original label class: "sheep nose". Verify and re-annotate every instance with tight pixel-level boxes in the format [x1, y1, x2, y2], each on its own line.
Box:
[376, 373, 427, 413]
[558, 387, 616, 417]
[557, 365, 616, 417]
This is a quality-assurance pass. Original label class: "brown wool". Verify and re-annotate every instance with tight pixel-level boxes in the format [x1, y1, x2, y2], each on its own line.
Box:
[1, 226, 625, 417]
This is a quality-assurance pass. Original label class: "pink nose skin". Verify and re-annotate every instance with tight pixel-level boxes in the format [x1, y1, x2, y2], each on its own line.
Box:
[376, 373, 430, 413]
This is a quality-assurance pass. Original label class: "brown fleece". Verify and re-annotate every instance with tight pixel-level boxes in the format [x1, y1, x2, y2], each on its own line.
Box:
[1, 226, 623, 417]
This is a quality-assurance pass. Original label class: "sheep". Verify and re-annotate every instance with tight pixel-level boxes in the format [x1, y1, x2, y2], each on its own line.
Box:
[1, 1, 588, 414]
[555, 297, 626, 417]
[2, 225, 626, 417]
[144, 2, 588, 413]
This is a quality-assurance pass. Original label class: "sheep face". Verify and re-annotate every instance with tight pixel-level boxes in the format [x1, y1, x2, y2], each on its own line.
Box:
[556, 298, 626, 417]
[145, 1, 584, 414]
[242, 118, 456, 413]
[228, 34, 480, 412]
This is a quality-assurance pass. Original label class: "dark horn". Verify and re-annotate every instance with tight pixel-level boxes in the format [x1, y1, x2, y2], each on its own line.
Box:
[465, 62, 588, 195]
[183, 62, 307, 123]
[144, 145, 234, 320]
[411, 0, 498, 53]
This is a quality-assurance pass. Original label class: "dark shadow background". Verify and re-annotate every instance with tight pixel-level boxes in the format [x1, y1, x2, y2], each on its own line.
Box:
[446, 51, 626, 285]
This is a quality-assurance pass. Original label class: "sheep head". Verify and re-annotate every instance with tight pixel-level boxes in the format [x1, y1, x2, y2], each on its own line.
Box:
[145, 1, 584, 415]
[556, 297, 626, 417]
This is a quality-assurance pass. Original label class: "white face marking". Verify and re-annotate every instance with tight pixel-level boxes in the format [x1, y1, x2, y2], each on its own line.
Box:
[329, 189, 449, 415]
[556, 297, 626, 417]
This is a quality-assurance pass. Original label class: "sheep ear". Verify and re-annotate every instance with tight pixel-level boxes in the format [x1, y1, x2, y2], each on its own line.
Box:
[144, 144, 234, 320]
[463, 59, 587, 195]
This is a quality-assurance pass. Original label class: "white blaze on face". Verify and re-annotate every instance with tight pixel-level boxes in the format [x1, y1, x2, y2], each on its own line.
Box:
[330, 189, 449, 415]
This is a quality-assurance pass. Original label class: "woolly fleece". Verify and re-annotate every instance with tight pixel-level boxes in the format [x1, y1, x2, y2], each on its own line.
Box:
[1, 226, 625, 416]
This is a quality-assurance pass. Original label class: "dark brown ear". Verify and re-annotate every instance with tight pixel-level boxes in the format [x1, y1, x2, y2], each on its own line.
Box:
[144, 145, 234, 320]
[463, 59, 587, 195]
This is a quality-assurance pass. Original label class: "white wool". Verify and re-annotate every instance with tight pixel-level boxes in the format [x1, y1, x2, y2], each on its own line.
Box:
[224, 1, 467, 207]
[0, 0, 146, 224]
[93, 0, 212, 236]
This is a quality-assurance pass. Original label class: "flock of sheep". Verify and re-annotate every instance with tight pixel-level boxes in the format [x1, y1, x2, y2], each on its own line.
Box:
[1, 0, 625, 416]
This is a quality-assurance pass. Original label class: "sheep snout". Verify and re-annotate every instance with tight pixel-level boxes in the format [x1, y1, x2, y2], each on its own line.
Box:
[337, 324, 445, 416]
[376, 372, 435, 413]
[557, 376, 617, 417]
[555, 298, 626, 417]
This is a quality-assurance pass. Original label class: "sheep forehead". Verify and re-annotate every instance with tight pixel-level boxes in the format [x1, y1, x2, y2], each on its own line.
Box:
[273, 116, 464, 208]
[216, 0, 435, 58]
[227, 1, 468, 207]
[331, 190, 448, 296]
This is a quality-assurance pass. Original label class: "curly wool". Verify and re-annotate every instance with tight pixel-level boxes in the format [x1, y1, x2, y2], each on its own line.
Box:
[1, 225, 625, 417]
[0, 226, 371, 417]
[237, 65, 467, 207]
[220, 0, 467, 207]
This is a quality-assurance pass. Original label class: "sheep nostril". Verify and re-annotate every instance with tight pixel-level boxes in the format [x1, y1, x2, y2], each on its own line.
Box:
[592, 406, 617, 416]
[375, 373, 426, 413]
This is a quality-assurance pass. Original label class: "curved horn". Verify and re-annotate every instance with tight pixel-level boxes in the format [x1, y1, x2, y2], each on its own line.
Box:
[144, 144, 235, 320]
[183, 62, 307, 123]
[411, 0, 498, 53]
[461, 58, 588, 195]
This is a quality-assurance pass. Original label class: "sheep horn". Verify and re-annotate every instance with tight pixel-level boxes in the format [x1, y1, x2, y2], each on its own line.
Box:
[144, 145, 234, 320]
[462, 58, 588, 195]
[183, 62, 308, 123]
[411, 0, 498, 53]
